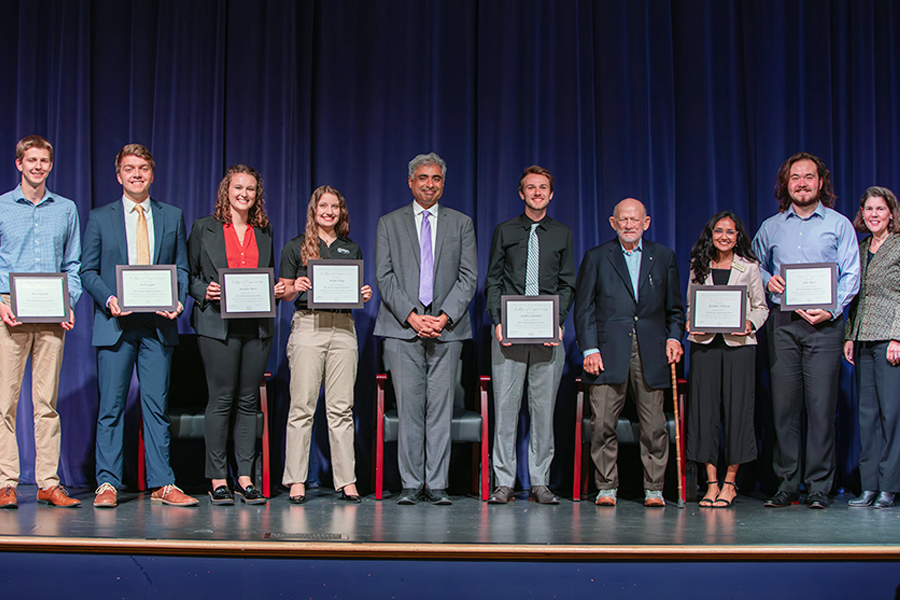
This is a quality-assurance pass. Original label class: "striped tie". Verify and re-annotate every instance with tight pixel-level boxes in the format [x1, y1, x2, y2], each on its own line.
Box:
[525, 223, 539, 296]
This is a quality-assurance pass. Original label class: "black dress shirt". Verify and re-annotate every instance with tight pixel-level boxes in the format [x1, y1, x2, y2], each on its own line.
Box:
[484, 213, 577, 326]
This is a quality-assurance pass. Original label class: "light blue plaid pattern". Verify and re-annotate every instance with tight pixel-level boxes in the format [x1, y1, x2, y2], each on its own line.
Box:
[0, 185, 82, 305]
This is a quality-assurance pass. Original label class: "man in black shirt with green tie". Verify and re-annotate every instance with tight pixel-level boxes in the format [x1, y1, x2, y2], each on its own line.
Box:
[484, 165, 576, 504]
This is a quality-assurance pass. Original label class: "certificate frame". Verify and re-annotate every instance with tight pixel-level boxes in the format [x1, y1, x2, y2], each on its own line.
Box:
[500, 295, 559, 344]
[307, 259, 364, 309]
[780, 262, 838, 312]
[689, 284, 747, 334]
[219, 267, 276, 319]
[116, 264, 178, 313]
[8, 272, 70, 323]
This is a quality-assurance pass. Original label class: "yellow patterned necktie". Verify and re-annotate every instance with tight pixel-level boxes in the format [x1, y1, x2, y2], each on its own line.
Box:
[135, 204, 150, 265]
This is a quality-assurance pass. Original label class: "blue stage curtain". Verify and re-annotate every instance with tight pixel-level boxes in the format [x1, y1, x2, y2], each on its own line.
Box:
[2, 0, 898, 493]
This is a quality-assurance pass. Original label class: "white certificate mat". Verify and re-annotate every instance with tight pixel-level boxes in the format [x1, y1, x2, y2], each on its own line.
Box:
[9, 273, 69, 322]
[781, 262, 838, 311]
[116, 265, 178, 312]
[219, 268, 276, 319]
[307, 259, 364, 309]
[501, 295, 559, 344]
[691, 285, 747, 333]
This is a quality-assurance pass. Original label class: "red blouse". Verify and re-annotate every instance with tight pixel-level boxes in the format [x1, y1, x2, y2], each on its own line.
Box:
[223, 223, 258, 268]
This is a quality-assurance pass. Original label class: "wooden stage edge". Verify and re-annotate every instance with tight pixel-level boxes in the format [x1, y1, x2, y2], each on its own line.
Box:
[2, 537, 900, 561]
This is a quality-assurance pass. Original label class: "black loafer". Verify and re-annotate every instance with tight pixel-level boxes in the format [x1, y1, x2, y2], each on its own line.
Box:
[208, 485, 234, 506]
[235, 483, 267, 505]
[807, 491, 829, 509]
[849, 490, 878, 507]
[874, 491, 895, 509]
[764, 491, 800, 507]
[396, 488, 421, 505]
[340, 489, 361, 503]
[424, 489, 452, 505]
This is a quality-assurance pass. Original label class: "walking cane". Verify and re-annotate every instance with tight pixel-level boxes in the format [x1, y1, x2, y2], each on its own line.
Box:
[670, 361, 685, 508]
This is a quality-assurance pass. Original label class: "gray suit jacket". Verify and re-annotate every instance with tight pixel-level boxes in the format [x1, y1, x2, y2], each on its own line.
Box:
[845, 233, 900, 342]
[374, 202, 478, 341]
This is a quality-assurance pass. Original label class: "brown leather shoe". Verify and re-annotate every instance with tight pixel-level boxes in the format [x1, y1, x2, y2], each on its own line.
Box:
[93, 482, 118, 508]
[488, 486, 515, 504]
[37, 485, 81, 508]
[151, 484, 199, 506]
[528, 485, 560, 505]
[0, 485, 18, 509]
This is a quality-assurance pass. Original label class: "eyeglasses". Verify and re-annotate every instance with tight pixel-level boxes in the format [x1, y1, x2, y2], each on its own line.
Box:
[713, 228, 737, 238]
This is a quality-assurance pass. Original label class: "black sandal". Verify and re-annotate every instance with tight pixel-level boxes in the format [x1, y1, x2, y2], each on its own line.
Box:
[714, 480, 737, 508]
[699, 481, 719, 507]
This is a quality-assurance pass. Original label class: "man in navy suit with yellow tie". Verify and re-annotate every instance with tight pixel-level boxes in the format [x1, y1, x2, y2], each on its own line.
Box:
[81, 144, 197, 507]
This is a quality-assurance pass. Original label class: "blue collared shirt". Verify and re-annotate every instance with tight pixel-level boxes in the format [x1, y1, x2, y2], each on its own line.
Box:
[0, 185, 82, 306]
[621, 239, 643, 301]
[751, 202, 860, 316]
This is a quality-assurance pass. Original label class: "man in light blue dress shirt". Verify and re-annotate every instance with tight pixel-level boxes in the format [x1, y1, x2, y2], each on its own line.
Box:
[0, 136, 81, 509]
[752, 152, 860, 509]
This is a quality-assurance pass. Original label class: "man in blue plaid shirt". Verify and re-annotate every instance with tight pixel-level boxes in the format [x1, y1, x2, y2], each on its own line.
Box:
[0, 135, 81, 509]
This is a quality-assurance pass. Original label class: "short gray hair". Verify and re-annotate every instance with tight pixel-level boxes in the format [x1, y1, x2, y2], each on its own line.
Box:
[408, 152, 447, 179]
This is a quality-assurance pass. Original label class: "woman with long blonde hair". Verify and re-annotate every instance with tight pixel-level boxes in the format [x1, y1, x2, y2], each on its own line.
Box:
[280, 185, 372, 503]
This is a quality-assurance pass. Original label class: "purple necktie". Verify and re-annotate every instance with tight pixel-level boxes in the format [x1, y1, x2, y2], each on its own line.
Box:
[419, 210, 434, 306]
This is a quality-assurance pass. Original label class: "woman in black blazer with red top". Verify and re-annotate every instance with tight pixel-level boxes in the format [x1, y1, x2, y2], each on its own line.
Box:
[188, 164, 285, 506]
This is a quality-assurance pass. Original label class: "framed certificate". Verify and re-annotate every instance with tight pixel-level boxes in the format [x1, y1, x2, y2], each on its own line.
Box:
[500, 295, 559, 344]
[780, 262, 838, 312]
[116, 265, 178, 313]
[219, 268, 276, 319]
[690, 285, 747, 334]
[8, 273, 70, 323]
[307, 259, 364, 309]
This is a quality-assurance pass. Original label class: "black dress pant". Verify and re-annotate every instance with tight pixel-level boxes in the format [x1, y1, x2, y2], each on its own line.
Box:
[197, 332, 272, 479]
[855, 341, 900, 493]
[687, 337, 757, 466]
[767, 313, 843, 495]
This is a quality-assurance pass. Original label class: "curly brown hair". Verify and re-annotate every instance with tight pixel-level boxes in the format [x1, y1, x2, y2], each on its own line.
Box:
[774, 152, 836, 213]
[213, 164, 269, 229]
[301, 185, 350, 266]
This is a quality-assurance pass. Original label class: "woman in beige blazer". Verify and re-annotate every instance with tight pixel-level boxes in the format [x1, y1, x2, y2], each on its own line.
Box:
[686, 211, 769, 507]
[843, 186, 900, 509]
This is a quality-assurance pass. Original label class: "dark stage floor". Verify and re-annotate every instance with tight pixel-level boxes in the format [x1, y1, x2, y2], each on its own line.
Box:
[2, 485, 900, 560]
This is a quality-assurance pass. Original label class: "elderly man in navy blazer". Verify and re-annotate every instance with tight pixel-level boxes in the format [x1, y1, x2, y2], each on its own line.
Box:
[574, 198, 684, 508]
[374, 152, 478, 506]
[81, 144, 197, 508]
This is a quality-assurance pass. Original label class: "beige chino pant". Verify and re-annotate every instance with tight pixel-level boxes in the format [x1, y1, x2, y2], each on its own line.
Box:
[0, 295, 66, 489]
[283, 310, 358, 490]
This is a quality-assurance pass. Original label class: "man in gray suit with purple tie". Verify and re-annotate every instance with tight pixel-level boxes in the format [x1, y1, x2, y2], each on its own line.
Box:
[374, 152, 478, 505]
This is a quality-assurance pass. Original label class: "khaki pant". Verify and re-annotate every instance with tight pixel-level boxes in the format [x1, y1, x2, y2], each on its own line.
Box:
[282, 310, 358, 490]
[0, 295, 66, 488]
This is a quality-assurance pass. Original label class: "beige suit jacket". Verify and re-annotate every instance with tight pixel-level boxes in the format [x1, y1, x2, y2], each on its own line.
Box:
[685, 254, 769, 347]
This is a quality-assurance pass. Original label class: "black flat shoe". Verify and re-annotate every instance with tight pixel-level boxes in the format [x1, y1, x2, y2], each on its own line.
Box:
[340, 489, 361, 503]
[807, 491, 829, 509]
[764, 491, 800, 508]
[289, 494, 306, 505]
[235, 483, 267, 505]
[208, 485, 234, 506]
[396, 488, 421, 505]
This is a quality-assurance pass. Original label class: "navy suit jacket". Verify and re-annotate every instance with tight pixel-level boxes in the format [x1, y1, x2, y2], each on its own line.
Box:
[573, 238, 684, 389]
[81, 198, 189, 347]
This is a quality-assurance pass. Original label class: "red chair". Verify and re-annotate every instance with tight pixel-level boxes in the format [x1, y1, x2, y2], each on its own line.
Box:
[572, 376, 690, 503]
[374, 370, 490, 501]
